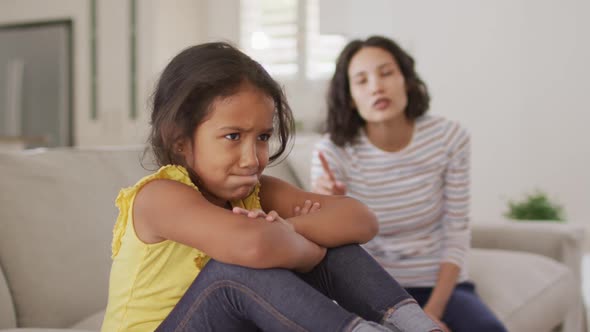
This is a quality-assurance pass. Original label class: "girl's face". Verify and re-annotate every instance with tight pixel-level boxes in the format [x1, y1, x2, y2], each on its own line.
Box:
[181, 82, 275, 207]
[347, 46, 408, 124]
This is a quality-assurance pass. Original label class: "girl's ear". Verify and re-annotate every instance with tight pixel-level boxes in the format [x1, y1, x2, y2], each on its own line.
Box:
[174, 137, 195, 167]
[173, 138, 190, 157]
[173, 140, 184, 154]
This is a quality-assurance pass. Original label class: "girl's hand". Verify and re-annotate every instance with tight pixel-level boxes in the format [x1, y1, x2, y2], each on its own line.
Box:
[232, 207, 277, 222]
[293, 200, 321, 216]
[313, 151, 347, 195]
[232, 207, 294, 231]
[232, 206, 325, 272]
[233, 201, 322, 220]
[273, 213, 295, 232]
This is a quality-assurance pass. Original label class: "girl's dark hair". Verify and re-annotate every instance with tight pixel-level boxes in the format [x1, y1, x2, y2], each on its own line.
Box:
[147, 42, 294, 178]
[326, 35, 430, 147]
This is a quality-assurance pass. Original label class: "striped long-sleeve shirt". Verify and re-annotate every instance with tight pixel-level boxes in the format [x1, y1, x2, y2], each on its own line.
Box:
[311, 115, 471, 287]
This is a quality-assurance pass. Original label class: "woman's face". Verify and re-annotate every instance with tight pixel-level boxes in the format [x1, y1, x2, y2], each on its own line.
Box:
[180, 82, 274, 207]
[347, 46, 408, 124]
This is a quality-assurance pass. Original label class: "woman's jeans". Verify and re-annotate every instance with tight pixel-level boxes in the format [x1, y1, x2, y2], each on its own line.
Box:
[157, 244, 433, 332]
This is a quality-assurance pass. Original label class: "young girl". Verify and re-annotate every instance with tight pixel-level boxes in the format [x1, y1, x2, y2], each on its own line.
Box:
[100, 42, 440, 332]
[311, 36, 507, 332]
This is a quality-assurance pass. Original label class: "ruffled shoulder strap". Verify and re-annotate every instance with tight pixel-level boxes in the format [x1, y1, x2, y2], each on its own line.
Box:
[111, 165, 198, 258]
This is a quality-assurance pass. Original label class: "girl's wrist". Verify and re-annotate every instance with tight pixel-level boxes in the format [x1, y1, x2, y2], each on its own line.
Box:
[286, 217, 302, 234]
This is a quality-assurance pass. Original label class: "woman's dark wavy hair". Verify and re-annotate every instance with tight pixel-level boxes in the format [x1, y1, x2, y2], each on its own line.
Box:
[146, 42, 294, 183]
[326, 35, 430, 147]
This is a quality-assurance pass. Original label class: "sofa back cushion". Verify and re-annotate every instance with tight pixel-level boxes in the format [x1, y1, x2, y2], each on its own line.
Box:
[262, 159, 299, 187]
[0, 147, 150, 328]
[285, 133, 322, 191]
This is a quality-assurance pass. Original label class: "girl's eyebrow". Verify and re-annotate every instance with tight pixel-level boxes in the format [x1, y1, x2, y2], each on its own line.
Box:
[219, 126, 274, 132]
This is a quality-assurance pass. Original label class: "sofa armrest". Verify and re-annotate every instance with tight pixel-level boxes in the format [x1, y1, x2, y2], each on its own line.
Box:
[0, 263, 16, 329]
[471, 221, 585, 281]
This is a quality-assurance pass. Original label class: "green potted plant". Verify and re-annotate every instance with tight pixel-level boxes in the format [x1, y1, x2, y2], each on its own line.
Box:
[505, 190, 565, 222]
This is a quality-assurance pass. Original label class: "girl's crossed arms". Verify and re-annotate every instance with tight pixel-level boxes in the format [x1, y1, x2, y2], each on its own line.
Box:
[133, 172, 377, 273]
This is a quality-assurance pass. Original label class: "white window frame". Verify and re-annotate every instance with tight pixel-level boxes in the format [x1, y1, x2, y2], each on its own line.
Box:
[240, 0, 346, 82]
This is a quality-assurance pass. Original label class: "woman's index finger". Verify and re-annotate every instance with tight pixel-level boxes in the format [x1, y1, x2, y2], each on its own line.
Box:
[318, 151, 337, 182]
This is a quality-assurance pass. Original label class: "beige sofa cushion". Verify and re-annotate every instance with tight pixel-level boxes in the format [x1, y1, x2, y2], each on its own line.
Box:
[0, 148, 149, 328]
[469, 248, 577, 332]
[262, 159, 299, 187]
[0, 144, 583, 332]
[0, 264, 16, 329]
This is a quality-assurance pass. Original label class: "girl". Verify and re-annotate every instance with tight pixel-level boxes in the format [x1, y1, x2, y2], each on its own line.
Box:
[101, 42, 440, 332]
[311, 36, 508, 332]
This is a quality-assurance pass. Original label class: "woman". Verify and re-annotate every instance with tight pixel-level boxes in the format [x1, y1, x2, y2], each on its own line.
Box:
[311, 35, 507, 332]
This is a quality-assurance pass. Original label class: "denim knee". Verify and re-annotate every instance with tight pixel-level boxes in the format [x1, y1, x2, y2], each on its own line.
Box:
[325, 244, 363, 259]
[197, 259, 249, 283]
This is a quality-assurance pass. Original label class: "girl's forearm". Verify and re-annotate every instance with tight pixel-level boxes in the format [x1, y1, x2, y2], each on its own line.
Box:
[248, 222, 325, 271]
[289, 198, 378, 247]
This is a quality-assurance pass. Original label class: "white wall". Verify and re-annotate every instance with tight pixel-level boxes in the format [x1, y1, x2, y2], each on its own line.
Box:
[2, 0, 588, 227]
[319, 0, 590, 226]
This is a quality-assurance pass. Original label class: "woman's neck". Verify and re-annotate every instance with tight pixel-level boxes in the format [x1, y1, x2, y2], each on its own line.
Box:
[365, 115, 414, 152]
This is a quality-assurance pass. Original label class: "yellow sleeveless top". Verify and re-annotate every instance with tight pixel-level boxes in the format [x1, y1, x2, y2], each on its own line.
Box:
[101, 165, 261, 332]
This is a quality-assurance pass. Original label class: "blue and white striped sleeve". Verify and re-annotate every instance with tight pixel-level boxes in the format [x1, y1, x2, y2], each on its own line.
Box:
[441, 124, 471, 268]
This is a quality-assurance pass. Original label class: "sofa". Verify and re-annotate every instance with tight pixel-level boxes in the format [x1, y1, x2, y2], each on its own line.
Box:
[0, 133, 586, 332]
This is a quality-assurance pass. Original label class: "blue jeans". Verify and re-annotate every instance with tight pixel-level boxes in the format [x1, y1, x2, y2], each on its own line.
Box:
[157, 245, 430, 331]
[406, 282, 508, 332]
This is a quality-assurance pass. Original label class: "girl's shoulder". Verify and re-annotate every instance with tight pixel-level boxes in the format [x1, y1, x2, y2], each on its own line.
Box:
[137, 165, 197, 190]
[111, 165, 198, 258]
[116, 165, 199, 208]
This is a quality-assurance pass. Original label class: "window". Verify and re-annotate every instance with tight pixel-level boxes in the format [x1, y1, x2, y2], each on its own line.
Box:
[240, 0, 347, 80]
